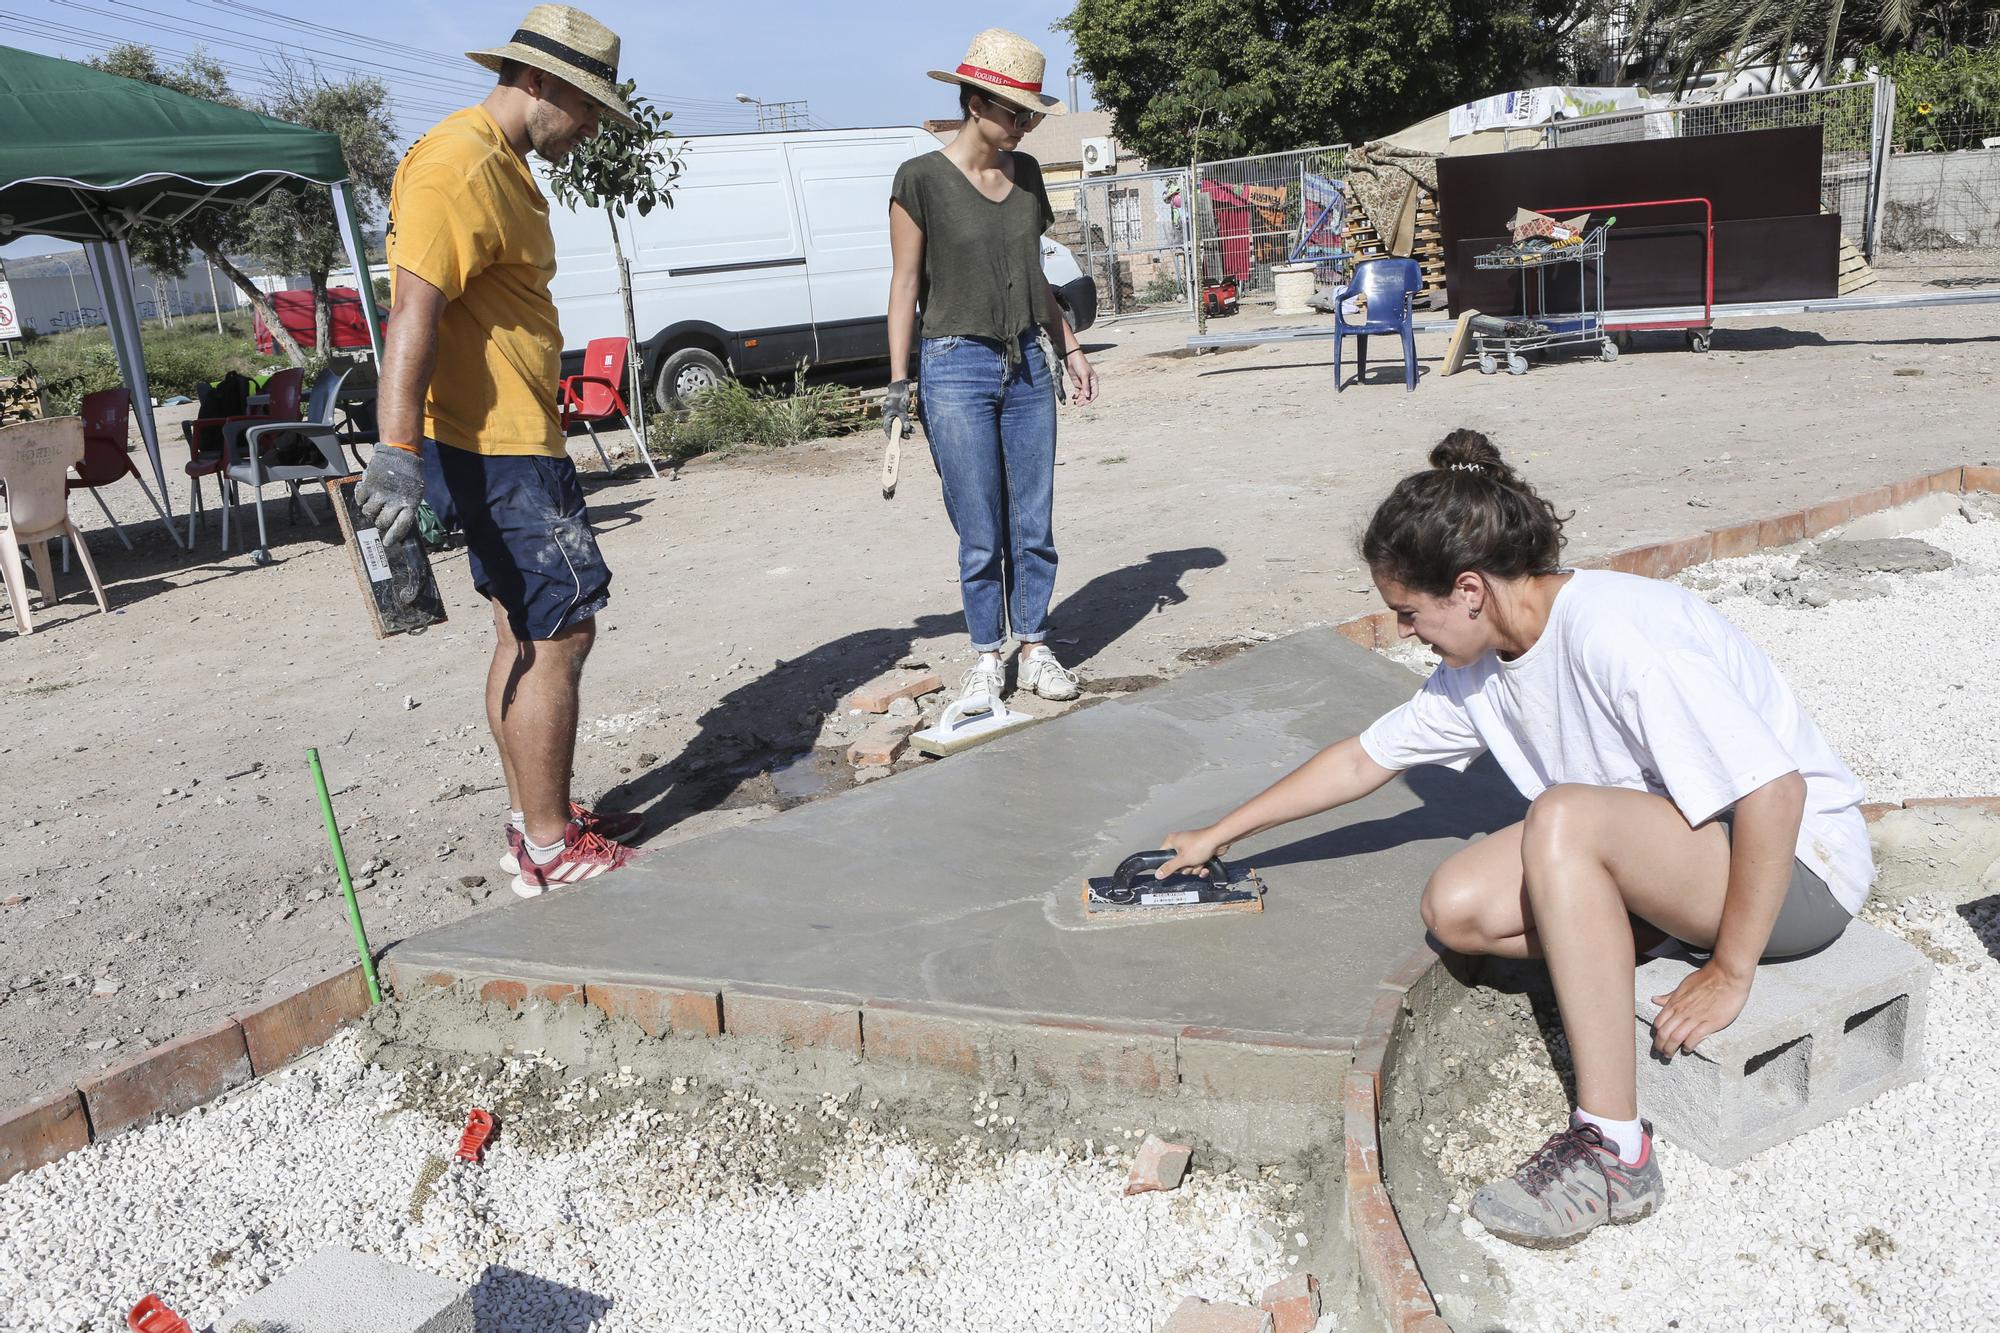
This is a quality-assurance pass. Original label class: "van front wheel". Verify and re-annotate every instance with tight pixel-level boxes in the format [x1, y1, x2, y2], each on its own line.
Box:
[654, 346, 729, 411]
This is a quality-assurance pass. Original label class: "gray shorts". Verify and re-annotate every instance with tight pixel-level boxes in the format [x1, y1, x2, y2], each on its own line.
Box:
[1715, 812, 1852, 958]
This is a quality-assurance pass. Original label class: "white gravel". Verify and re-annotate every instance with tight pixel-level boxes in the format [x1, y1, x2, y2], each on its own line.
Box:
[1379, 505, 2000, 803]
[0, 1040, 1298, 1333]
[1472, 892, 2000, 1332]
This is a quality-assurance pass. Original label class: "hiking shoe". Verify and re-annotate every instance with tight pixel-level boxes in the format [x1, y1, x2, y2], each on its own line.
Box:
[1017, 647, 1080, 700]
[510, 820, 636, 898]
[500, 803, 645, 873]
[1470, 1120, 1664, 1249]
[954, 657, 1006, 716]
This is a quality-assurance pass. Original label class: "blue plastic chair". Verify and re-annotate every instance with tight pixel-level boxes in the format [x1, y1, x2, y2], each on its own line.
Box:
[1332, 257, 1421, 393]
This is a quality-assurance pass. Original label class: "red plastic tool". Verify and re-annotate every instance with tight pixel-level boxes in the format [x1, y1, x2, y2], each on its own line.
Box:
[128, 1295, 194, 1333]
[455, 1107, 498, 1163]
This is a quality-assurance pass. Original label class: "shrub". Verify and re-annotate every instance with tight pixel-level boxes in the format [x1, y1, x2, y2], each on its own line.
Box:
[647, 364, 865, 461]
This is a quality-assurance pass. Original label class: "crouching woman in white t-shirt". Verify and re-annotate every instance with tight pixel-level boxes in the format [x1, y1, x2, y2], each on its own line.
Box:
[1159, 429, 1874, 1249]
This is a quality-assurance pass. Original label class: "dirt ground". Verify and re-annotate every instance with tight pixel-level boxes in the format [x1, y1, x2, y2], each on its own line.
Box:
[3, 254, 1997, 1111]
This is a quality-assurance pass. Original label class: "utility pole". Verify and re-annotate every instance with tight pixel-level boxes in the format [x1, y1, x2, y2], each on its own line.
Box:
[734, 92, 809, 132]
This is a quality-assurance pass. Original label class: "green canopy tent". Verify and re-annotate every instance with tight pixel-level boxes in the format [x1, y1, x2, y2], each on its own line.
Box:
[0, 44, 385, 541]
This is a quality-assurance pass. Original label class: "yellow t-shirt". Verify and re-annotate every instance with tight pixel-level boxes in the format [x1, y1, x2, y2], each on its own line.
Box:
[386, 106, 562, 456]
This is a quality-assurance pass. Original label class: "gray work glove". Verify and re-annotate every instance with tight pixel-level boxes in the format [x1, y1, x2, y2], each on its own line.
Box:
[882, 379, 912, 441]
[355, 443, 425, 546]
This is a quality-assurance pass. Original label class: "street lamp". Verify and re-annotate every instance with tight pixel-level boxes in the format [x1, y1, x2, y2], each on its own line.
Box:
[52, 254, 84, 326]
[734, 92, 807, 132]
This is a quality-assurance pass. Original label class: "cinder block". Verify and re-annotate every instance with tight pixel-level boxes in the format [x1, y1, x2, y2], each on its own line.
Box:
[843, 668, 942, 714]
[1635, 922, 1929, 1166]
[221, 1247, 471, 1332]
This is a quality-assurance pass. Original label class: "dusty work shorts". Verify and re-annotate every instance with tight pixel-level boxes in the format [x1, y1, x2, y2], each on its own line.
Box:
[423, 440, 611, 641]
[1716, 810, 1853, 959]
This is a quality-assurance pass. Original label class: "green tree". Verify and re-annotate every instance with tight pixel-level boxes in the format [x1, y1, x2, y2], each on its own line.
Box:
[247, 61, 397, 360]
[1622, 0, 2000, 88]
[546, 83, 682, 471]
[83, 43, 308, 362]
[1059, 0, 1589, 163]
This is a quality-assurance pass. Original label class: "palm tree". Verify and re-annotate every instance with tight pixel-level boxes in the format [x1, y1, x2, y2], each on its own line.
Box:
[1619, 0, 1972, 89]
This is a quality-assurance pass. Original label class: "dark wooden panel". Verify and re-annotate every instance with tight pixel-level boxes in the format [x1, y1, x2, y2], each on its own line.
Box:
[1438, 125, 1832, 313]
[1451, 214, 1841, 313]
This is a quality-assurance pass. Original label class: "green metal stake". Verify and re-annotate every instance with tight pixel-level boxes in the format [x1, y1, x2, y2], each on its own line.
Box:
[309, 747, 382, 1005]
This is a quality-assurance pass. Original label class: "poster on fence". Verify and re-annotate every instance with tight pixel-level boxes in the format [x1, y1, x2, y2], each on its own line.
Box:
[1448, 86, 1646, 139]
[0, 280, 19, 341]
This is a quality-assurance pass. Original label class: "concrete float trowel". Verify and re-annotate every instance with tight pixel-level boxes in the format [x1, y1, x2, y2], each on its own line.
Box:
[1082, 849, 1265, 920]
[909, 683, 1036, 757]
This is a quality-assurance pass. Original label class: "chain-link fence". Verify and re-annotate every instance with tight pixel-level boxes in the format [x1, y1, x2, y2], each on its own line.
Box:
[1194, 145, 1351, 299]
[1541, 79, 1886, 254]
[1048, 167, 1195, 321]
[1878, 114, 2000, 251]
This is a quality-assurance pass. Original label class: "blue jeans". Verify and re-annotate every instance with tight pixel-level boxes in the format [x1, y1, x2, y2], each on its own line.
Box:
[918, 332, 1058, 652]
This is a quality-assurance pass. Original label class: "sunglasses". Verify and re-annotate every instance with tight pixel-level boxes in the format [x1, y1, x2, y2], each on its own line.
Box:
[977, 97, 1045, 132]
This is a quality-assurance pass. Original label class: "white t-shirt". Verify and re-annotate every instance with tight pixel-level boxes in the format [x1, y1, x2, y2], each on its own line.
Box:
[1358, 571, 1874, 913]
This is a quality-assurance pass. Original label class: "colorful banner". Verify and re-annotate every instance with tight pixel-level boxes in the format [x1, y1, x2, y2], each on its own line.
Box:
[1447, 86, 1646, 139]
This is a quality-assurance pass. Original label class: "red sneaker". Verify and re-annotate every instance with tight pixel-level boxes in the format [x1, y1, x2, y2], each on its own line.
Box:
[500, 803, 642, 874]
[511, 821, 635, 898]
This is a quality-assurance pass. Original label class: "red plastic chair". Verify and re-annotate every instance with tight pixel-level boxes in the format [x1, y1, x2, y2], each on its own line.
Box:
[557, 336, 628, 473]
[181, 367, 302, 548]
[69, 389, 176, 551]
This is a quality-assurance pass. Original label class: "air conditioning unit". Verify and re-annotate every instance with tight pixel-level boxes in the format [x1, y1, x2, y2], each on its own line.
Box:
[1080, 137, 1116, 175]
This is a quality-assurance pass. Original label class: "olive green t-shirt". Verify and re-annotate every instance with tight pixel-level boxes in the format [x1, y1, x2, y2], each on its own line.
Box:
[891, 150, 1054, 348]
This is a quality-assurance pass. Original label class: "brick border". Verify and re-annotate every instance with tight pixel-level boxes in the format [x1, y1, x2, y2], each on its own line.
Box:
[1335, 463, 1982, 652]
[1334, 462, 1997, 1330]
[0, 964, 376, 1186]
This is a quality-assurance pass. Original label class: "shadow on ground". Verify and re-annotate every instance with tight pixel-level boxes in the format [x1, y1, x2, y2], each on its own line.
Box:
[471, 1265, 611, 1330]
[605, 547, 1229, 838]
[1252, 755, 1528, 869]
[1958, 893, 2000, 963]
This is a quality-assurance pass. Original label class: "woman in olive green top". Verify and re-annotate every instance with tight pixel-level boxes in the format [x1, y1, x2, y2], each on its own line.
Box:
[886, 29, 1100, 720]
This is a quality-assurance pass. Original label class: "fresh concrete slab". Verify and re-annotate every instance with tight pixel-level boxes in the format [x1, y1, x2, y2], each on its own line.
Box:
[392, 629, 1525, 1044]
[220, 1247, 471, 1333]
[1636, 922, 1931, 1166]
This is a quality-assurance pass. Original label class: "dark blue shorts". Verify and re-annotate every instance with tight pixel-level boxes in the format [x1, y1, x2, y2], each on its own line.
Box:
[424, 441, 611, 641]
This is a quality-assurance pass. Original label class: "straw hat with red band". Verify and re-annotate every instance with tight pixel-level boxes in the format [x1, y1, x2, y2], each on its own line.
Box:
[467, 4, 642, 132]
[927, 29, 1068, 115]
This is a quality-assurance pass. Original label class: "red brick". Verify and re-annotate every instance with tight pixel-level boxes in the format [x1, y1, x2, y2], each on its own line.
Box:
[0, 1089, 91, 1184]
[1926, 466, 1964, 496]
[1963, 465, 2000, 494]
[587, 982, 722, 1038]
[1350, 1177, 1441, 1333]
[1260, 1273, 1322, 1333]
[1799, 495, 1856, 539]
[1902, 795, 2000, 816]
[1349, 989, 1405, 1086]
[1755, 510, 1808, 550]
[476, 976, 582, 1009]
[1014, 1019, 1178, 1094]
[847, 716, 918, 767]
[236, 966, 372, 1076]
[844, 668, 942, 714]
[384, 960, 459, 1000]
[1709, 519, 1764, 559]
[1889, 474, 1929, 508]
[79, 1019, 250, 1140]
[1343, 1072, 1381, 1192]
[1335, 616, 1379, 649]
[861, 1005, 998, 1078]
[1860, 801, 1903, 823]
[1606, 532, 1713, 580]
[1123, 1133, 1193, 1195]
[1160, 1296, 1274, 1333]
[1848, 483, 1896, 519]
[723, 987, 861, 1054]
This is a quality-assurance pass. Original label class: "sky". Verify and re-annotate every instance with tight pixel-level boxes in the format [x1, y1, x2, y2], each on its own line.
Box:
[1, 0, 1095, 257]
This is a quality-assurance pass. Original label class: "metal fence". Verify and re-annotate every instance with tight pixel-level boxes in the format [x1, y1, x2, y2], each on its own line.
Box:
[1050, 167, 1195, 321]
[1878, 115, 2000, 251]
[1540, 79, 1889, 255]
[1194, 145, 1351, 299]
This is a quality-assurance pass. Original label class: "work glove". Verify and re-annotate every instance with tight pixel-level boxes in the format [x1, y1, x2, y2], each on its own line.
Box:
[355, 443, 425, 546]
[882, 379, 912, 441]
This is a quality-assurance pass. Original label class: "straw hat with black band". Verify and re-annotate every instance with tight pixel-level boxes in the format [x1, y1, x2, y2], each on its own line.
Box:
[467, 4, 642, 132]
[927, 29, 1067, 116]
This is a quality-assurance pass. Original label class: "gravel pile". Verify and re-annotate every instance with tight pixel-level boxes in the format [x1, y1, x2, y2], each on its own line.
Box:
[1470, 893, 2000, 1331]
[0, 1038, 1298, 1332]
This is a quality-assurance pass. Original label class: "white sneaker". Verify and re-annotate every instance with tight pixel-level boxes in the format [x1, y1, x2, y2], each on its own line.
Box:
[955, 657, 1005, 716]
[1018, 647, 1080, 700]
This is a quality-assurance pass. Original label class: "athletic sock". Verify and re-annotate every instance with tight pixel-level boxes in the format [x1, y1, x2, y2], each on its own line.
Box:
[1573, 1108, 1646, 1165]
[509, 810, 525, 833]
[525, 833, 566, 867]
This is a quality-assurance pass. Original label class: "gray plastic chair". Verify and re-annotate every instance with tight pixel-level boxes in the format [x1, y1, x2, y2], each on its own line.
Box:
[221, 361, 357, 565]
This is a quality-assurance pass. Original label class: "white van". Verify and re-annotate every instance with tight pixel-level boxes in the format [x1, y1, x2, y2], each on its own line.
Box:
[541, 126, 1096, 408]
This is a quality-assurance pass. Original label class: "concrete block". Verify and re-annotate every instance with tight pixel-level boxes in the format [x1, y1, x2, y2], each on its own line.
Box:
[1124, 1133, 1192, 1195]
[1161, 1296, 1274, 1333]
[844, 668, 941, 714]
[0, 1088, 90, 1184]
[221, 1247, 472, 1332]
[1635, 922, 1929, 1166]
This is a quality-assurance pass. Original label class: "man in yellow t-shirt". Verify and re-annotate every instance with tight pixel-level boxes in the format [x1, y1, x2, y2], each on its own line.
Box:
[355, 5, 645, 897]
